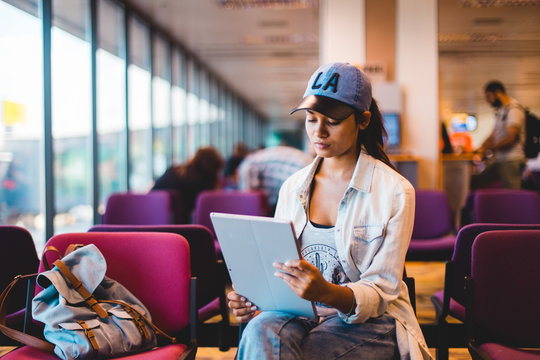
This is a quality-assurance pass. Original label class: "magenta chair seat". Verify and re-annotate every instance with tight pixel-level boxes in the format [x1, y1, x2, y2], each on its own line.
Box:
[432, 223, 540, 360]
[2, 344, 189, 359]
[193, 189, 269, 238]
[88, 224, 231, 351]
[407, 190, 456, 261]
[467, 230, 540, 359]
[472, 189, 540, 224]
[2, 232, 196, 360]
[102, 191, 172, 225]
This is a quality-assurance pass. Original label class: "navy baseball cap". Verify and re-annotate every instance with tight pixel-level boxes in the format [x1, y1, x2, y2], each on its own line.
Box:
[290, 62, 372, 120]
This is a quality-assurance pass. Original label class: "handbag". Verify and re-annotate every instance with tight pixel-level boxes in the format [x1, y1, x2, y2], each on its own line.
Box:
[0, 244, 176, 359]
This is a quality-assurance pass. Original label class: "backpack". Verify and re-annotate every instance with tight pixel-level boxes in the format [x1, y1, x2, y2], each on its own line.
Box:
[503, 104, 540, 159]
[524, 109, 540, 159]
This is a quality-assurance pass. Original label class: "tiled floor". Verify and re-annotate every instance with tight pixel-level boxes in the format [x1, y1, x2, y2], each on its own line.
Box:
[0, 261, 472, 359]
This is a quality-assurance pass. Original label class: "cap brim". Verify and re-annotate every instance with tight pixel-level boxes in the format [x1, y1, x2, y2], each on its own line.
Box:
[289, 95, 355, 120]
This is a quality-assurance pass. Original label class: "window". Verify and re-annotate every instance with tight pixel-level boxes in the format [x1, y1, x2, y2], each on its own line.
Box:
[0, 0, 45, 250]
[152, 34, 171, 178]
[127, 15, 152, 192]
[97, 0, 127, 214]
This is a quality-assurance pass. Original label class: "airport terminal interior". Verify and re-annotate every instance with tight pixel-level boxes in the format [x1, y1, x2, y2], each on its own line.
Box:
[1, 0, 540, 359]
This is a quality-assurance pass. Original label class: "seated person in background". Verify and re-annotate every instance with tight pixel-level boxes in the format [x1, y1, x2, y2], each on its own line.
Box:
[237, 143, 313, 216]
[228, 62, 430, 360]
[152, 146, 224, 223]
[223, 142, 250, 189]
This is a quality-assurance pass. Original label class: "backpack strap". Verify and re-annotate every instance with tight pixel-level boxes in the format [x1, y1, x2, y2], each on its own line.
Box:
[53, 260, 108, 319]
[0, 275, 56, 353]
[42, 244, 85, 271]
[100, 299, 177, 344]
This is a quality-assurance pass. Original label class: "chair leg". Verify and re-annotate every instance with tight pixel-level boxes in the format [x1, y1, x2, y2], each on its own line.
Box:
[217, 293, 231, 351]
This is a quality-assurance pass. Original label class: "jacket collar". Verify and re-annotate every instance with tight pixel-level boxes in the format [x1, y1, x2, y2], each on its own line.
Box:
[296, 148, 376, 204]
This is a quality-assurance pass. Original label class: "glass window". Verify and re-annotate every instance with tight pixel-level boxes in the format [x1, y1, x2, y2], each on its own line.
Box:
[171, 47, 187, 163]
[152, 34, 171, 179]
[127, 15, 152, 192]
[0, 0, 45, 250]
[51, 0, 93, 235]
[97, 0, 127, 215]
[186, 58, 199, 158]
[199, 67, 209, 146]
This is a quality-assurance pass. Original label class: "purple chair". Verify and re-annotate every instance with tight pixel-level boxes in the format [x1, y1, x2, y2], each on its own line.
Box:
[473, 189, 540, 224]
[88, 224, 230, 351]
[193, 189, 269, 239]
[431, 223, 540, 360]
[102, 191, 172, 225]
[1, 231, 197, 359]
[0, 226, 39, 336]
[407, 189, 456, 261]
[466, 230, 540, 359]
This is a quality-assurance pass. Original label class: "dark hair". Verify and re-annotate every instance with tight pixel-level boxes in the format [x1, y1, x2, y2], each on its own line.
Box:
[185, 146, 225, 188]
[484, 81, 506, 94]
[356, 98, 396, 171]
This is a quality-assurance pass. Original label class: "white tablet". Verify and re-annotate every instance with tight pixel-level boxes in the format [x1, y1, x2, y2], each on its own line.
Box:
[210, 212, 317, 319]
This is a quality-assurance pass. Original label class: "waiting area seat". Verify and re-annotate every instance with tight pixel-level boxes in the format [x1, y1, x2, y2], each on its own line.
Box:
[0, 226, 40, 336]
[193, 189, 269, 240]
[461, 189, 540, 226]
[466, 229, 540, 359]
[101, 191, 173, 225]
[1, 231, 197, 360]
[431, 223, 540, 360]
[89, 224, 231, 351]
[407, 189, 456, 261]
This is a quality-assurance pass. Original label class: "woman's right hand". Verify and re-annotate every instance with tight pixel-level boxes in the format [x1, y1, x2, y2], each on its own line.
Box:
[227, 290, 257, 323]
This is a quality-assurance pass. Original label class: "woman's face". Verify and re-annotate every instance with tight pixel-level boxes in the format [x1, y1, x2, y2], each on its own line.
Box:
[305, 110, 369, 159]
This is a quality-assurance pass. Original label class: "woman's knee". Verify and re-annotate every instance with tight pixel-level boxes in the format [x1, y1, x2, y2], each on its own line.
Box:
[243, 311, 297, 339]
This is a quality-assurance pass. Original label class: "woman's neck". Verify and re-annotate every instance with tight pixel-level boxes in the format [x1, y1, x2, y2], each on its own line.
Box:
[318, 150, 359, 181]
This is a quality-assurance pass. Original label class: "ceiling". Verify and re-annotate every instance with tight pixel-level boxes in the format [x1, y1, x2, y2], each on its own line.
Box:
[125, 0, 540, 124]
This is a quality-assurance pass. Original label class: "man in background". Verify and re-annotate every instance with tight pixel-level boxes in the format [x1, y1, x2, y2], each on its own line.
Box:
[238, 144, 313, 215]
[471, 80, 526, 189]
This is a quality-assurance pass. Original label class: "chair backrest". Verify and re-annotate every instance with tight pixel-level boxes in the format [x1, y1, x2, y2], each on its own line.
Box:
[470, 229, 540, 347]
[102, 191, 172, 225]
[412, 189, 453, 239]
[473, 189, 540, 224]
[39, 232, 191, 334]
[88, 224, 218, 309]
[193, 189, 268, 237]
[0, 226, 40, 314]
[449, 223, 540, 307]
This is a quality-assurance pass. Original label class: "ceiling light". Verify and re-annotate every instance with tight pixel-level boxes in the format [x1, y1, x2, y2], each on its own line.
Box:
[217, 0, 317, 10]
[460, 0, 540, 7]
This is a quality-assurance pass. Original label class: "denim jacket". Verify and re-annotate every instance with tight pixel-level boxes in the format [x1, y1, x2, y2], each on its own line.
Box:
[274, 150, 432, 360]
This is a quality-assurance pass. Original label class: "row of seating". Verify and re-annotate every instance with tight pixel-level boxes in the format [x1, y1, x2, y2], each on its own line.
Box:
[101, 188, 540, 262]
[408, 188, 540, 261]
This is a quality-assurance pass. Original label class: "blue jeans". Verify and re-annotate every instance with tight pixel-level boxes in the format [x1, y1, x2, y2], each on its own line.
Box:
[238, 311, 399, 360]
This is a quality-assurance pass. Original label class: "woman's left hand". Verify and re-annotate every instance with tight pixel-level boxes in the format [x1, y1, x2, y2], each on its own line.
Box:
[273, 259, 330, 302]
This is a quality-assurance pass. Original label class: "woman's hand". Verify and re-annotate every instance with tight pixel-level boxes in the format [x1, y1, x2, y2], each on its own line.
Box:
[273, 259, 330, 303]
[227, 290, 257, 323]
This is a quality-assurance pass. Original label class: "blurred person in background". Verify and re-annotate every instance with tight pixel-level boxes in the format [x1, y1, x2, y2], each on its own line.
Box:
[152, 146, 224, 223]
[223, 141, 250, 189]
[237, 143, 313, 216]
[471, 80, 526, 189]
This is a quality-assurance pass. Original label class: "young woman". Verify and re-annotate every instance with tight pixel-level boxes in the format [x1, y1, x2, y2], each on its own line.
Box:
[227, 63, 431, 360]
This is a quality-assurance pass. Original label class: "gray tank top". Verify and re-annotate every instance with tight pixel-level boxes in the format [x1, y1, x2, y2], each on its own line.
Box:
[300, 220, 350, 286]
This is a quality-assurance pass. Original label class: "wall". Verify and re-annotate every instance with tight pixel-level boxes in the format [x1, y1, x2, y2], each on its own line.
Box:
[396, 0, 439, 189]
